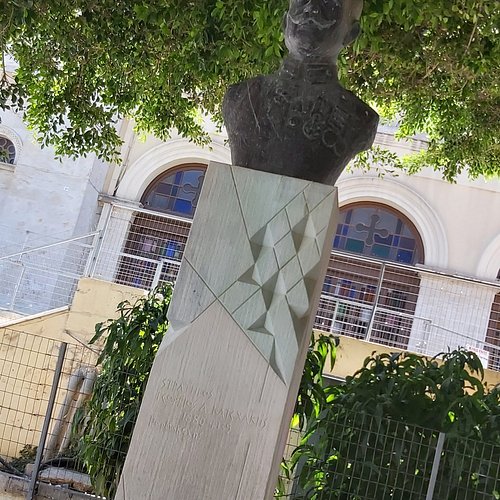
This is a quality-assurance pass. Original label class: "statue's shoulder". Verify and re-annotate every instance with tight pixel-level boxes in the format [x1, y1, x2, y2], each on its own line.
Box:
[341, 87, 379, 126]
[224, 76, 268, 107]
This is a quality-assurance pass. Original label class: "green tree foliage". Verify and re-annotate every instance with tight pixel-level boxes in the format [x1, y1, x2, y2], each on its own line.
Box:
[292, 334, 339, 431]
[279, 350, 500, 499]
[1, 1, 498, 179]
[78, 285, 172, 498]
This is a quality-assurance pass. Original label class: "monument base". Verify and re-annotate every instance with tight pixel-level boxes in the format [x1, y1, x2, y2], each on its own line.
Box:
[116, 162, 338, 500]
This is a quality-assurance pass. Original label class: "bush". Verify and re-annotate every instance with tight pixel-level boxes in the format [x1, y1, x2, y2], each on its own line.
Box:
[78, 285, 172, 498]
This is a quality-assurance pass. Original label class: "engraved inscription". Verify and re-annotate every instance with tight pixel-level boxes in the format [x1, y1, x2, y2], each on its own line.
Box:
[148, 415, 200, 442]
[150, 379, 268, 441]
[268, 86, 349, 156]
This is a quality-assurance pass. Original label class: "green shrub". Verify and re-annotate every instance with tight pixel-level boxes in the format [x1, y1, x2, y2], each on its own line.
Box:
[79, 285, 172, 498]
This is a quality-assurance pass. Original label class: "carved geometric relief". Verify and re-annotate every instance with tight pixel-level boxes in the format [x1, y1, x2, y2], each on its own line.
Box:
[167, 162, 336, 385]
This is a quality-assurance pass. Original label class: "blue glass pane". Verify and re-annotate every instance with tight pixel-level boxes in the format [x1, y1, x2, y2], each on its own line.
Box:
[331, 203, 423, 264]
[346, 238, 364, 253]
[371, 244, 390, 259]
[156, 183, 174, 196]
[374, 234, 393, 245]
[163, 240, 179, 258]
[397, 250, 413, 263]
[152, 194, 169, 210]
[143, 167, 206, 218]
[173, 198, 192, 214]
[182, 170, 203, 184]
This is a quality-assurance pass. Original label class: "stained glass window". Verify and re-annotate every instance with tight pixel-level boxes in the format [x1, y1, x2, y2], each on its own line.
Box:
[142, 165, 206, 218]
[0, 136, 16, 164]
[333, 203, 424, 265]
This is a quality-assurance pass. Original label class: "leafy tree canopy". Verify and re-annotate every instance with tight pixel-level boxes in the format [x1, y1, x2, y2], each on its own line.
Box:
[1, 0, 498, 180]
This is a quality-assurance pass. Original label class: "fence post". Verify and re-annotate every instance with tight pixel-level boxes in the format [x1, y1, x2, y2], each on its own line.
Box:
[425, 431, 446, 500]
[87, 203, 114, 278]
[10, 265, 25, 312]
[151, 259, 166, 289]
[83, 231, 102, 277]
[26, 342, 68, 500]
[366, 262, 386, 342]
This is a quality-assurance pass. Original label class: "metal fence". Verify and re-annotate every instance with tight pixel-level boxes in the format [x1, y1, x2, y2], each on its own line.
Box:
[0, 325, 498, 499]
[0, 327, 99, 498]
[315, 252, 500, 372]
[90, 204, 187, 289]
[0, 232, 99, 315]
[277, 412, 500, 499]
[90, 203, 500, 372]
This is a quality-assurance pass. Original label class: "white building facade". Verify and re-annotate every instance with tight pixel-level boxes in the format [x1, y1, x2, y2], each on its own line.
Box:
[1, 109, 499, 370]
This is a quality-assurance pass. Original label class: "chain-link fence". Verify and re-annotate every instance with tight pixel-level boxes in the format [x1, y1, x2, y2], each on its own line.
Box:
[0, 327, 99, 498]
[278, 412, 500, 500]
[0, 326, 499, 499]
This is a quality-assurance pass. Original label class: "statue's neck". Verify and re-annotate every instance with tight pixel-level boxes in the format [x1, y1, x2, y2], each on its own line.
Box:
[280, 56, 339, 84]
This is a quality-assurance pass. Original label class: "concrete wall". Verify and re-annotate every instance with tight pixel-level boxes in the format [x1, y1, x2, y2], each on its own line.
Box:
[0, 279, 145, 459]
[331, 334, 500, 388]
[2, 278, 145, 343]
[0, 110, 106, 250]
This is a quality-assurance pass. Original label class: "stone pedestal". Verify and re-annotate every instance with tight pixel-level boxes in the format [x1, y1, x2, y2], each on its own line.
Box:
[116, 162, 338, 500]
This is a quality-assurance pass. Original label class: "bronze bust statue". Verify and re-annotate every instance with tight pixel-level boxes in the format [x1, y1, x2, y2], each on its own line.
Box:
[222, 0, 379, 185]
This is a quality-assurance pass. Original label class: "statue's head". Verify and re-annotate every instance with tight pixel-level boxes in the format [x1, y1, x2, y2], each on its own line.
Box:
[284, 0, 363, 60]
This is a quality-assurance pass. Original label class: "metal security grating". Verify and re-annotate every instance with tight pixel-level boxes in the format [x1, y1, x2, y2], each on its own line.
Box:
[0, 328, 99, 497]
[435, 436, 500, 499]
[91, 205, 189, 290]
[91, 202, 500, 372]
[315, 252, 500, 372]
[0, 329, 97, 460]
[0, 232, 99, 315]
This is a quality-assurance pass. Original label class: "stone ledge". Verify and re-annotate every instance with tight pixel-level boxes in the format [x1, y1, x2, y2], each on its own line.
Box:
[0, 471, 96, 500]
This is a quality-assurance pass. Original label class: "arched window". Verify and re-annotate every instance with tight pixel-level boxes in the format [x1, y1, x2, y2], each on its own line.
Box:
[333, 203, 424, 265]
[316, 202, 424, 350]
[0, 136, 16, 165]
[141, 165, 205, 218]
[116, 164, 207, 289]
